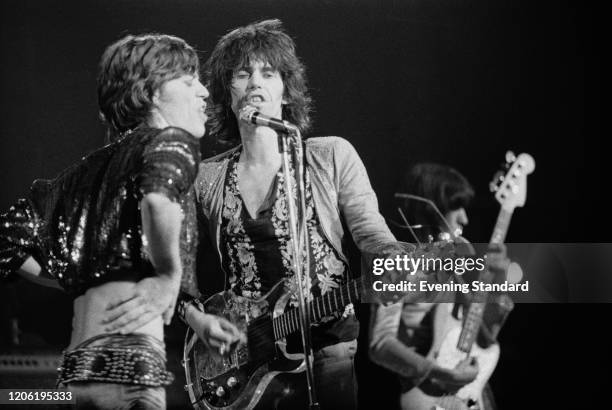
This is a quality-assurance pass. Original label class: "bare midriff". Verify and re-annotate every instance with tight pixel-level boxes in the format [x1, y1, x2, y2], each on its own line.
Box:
[68, 280, 162, 350]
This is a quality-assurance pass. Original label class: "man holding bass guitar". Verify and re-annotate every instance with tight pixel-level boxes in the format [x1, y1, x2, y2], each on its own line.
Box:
[370, 163, 518, 410]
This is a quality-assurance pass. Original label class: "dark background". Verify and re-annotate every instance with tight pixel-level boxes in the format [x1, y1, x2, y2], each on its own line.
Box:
[0, 0, 606, 408]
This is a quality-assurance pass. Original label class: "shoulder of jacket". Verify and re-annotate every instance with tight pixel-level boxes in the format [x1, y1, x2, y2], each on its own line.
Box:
[305, 136, 349, 149]
[306, 136, 357, 163]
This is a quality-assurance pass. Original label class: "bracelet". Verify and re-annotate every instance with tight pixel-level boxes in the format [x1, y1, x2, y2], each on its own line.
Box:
[177, 295, 205, 324]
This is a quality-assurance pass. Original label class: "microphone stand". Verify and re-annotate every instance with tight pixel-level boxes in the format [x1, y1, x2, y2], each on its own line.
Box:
[278, 126, 319, 410]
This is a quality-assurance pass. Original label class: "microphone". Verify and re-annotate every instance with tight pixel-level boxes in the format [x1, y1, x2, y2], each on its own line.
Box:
[239, 106, 298, 134]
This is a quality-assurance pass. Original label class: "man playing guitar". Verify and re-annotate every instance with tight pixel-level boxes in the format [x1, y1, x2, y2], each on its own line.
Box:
[371, 163, 515, 410]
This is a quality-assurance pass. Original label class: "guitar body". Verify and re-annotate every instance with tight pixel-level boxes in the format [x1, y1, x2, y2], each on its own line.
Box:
[401, 387, 467, 410]
[183, 279, 306, 410]
[400, 304, 499, 410]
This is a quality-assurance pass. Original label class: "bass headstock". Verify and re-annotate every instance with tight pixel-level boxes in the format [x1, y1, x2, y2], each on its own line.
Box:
[489, 151, 535, 212]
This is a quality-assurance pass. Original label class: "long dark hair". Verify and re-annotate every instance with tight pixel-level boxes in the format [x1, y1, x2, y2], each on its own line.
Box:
[397, 163, 474, 237]
[204, 19, 312, 145]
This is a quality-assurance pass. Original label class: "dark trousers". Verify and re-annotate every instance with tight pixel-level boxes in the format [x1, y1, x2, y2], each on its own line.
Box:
[260, 339, 358, 410]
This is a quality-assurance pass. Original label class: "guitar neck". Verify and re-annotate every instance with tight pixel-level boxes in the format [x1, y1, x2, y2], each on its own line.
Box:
[490, 209, 513, 245]
[457, 208, 513, 353]
[272, 277, 363, 340]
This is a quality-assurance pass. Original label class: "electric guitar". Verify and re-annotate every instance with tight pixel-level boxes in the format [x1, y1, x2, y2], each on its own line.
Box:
[400, 151, 535, 410]
[183, 241, 455, 409]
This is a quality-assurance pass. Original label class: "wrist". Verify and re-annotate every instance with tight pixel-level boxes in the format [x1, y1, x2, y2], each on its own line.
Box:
[413, 359, 436, 387]
[178, 296, 205, 324]
[429, 364, 454, 382]
[428, 364, 443, 379]
[154, 266, 182, 280]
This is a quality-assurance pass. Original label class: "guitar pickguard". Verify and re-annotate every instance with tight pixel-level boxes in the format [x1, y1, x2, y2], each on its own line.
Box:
[433, 304, 500, 405]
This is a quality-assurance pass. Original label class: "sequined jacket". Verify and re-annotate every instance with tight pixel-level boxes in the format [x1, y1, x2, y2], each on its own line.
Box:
[195, 136, 396, 287]
[0, 127, 200, 295]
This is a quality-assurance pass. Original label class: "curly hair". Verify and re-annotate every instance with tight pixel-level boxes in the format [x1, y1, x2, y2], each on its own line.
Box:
[204, 19, 312, 144]
[97, 33, 199, 140]
[398, 163, 474, 233]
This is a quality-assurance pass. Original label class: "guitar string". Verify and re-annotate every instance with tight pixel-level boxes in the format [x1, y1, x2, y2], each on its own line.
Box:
[244, 283, 362, 338]
[239, 281, 364, 341]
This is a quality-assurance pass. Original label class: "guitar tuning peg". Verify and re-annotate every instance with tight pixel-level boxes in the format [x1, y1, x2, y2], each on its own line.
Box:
[491, 171, 504, 184]
[438, 232, 452, 242]
[489, 181, 499, 192]
[505, 151, 516, 164]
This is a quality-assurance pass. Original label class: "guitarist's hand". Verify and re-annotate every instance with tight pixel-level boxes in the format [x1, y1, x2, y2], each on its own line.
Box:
[430, 357, 479, 393]
[187, 309, 246, 356]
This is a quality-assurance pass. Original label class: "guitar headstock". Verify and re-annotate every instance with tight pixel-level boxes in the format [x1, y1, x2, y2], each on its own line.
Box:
[489, 151, 535, 212]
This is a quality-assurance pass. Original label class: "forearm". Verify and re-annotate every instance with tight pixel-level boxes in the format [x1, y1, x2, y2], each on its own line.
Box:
[140, 192, 183, 280]
[369, 303, 434, 382]
[371, 336, 434, 382]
